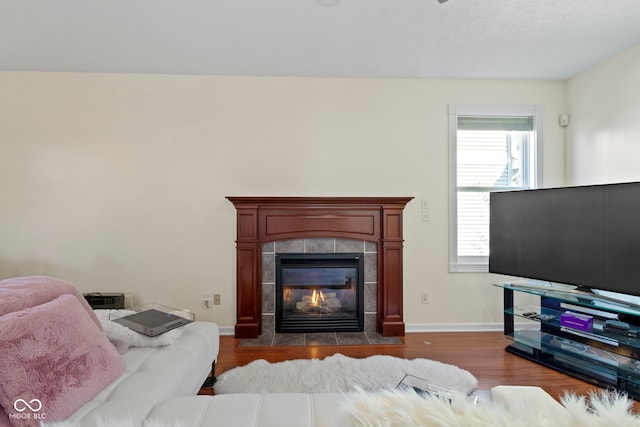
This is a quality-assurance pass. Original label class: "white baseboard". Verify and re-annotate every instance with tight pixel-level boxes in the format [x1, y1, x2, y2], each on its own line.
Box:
[405, 323, 503, 333]
[218, 325, 235, 336]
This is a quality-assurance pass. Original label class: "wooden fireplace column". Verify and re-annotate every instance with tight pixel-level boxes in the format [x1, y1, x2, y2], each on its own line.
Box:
[226, 196, 413, 338]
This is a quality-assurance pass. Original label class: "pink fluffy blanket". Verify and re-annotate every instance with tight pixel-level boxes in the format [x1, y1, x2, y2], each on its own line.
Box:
[0, 276, 101, 329]
[0, 277, 125, 427]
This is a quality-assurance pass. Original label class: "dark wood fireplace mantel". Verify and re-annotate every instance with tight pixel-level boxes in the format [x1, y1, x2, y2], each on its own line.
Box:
[226, 196, 414, 338]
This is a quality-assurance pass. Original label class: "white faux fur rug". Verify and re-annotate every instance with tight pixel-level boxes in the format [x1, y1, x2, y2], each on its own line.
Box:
[343, 388, 640, 427]
[214, 353, 478, 394]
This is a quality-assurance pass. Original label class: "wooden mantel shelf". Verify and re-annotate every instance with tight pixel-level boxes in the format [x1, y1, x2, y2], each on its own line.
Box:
[226, 196, 414, 338]
[226, 196, 415, 205]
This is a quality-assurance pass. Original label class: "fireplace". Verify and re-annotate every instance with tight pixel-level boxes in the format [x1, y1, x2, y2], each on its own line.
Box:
[226, 196, 413, 338]
[276, 253, 364, 333]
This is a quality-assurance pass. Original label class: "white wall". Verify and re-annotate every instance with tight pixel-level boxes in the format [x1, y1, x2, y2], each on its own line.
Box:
[566, 44, 640, 185]
[0, 72, 566, 332]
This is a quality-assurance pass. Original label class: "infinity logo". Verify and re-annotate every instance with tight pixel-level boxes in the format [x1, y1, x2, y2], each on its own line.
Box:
[13, 399, 42, 412]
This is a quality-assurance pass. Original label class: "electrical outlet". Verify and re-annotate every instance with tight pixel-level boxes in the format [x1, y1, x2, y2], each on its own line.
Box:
[421, 291, 430, 304]
[421, 209, 429, 222]
[213, 294, 221, 305]
[203, 294, 213, 309]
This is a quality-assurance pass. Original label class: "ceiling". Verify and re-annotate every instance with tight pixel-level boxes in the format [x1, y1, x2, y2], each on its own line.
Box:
[2, 0, 640, 80]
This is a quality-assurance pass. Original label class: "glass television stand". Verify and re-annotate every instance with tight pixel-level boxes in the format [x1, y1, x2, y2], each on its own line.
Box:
[495, 281, 640, 398]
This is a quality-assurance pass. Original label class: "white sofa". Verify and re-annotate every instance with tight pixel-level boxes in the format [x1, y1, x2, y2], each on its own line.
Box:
[0, 276, 218, 427]
[129, 385, 566, 427]
[64, 321, 219, 426]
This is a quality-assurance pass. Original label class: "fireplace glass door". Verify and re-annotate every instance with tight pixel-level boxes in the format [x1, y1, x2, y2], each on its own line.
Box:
[275, 253, 364, 333]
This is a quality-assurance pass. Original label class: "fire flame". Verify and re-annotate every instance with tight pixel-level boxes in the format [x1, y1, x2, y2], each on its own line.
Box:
[311, 289, 325, 306]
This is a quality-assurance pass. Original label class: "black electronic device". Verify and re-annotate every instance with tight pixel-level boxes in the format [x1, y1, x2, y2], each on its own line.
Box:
[83, 292, 125, 309]
[489, 181, 640, 298]
[111, 308, 192, 336]
[603, 320, 635, 338]
[604, 320, 631, 331]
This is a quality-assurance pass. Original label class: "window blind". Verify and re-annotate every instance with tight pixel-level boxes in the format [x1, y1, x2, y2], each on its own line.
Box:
[458, 116, 533, 131]
[456, 116, 534, 257]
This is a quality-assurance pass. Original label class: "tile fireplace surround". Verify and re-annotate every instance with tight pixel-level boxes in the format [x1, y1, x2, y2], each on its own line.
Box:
[226, 196, 413, 339]
[265, 238, 373, 335]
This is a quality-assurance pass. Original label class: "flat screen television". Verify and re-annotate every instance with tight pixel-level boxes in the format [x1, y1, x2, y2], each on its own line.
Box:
[489, 181, 640, 298]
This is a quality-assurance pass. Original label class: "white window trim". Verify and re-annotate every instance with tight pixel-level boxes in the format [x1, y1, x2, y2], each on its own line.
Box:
[448, 104, 544, 273]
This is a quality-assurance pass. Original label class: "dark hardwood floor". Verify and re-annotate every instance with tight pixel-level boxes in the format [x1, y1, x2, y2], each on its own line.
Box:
[206, 331, 639, 411]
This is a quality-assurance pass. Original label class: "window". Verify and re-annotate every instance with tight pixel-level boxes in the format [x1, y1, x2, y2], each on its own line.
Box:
[449, 105, 543, 272]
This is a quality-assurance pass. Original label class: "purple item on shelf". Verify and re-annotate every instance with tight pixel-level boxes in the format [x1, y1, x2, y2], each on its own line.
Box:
[560, 311, 593, 331]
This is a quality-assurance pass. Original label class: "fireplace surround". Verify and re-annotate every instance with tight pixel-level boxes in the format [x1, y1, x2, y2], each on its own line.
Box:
[226, 196, 413, 338]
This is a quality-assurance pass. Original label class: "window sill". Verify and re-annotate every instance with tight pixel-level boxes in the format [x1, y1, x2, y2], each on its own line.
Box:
[449, 263, 489, 273]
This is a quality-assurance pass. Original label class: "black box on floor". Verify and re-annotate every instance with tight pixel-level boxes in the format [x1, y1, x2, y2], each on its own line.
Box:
[83, 292, 125, 309]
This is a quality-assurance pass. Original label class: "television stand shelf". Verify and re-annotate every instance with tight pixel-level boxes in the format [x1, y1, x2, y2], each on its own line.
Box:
[495, 281, 640, 398]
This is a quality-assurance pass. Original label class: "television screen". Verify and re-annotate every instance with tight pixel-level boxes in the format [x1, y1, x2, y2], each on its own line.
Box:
[489, 181, 640, 297]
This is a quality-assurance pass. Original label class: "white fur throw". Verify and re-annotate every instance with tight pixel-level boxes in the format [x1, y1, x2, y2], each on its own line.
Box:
[342, 388, 640, 427]
[94, 309, 183, 353]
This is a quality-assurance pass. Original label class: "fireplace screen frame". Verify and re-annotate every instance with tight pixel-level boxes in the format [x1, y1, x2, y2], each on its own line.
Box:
[275, 253, 365, 333]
